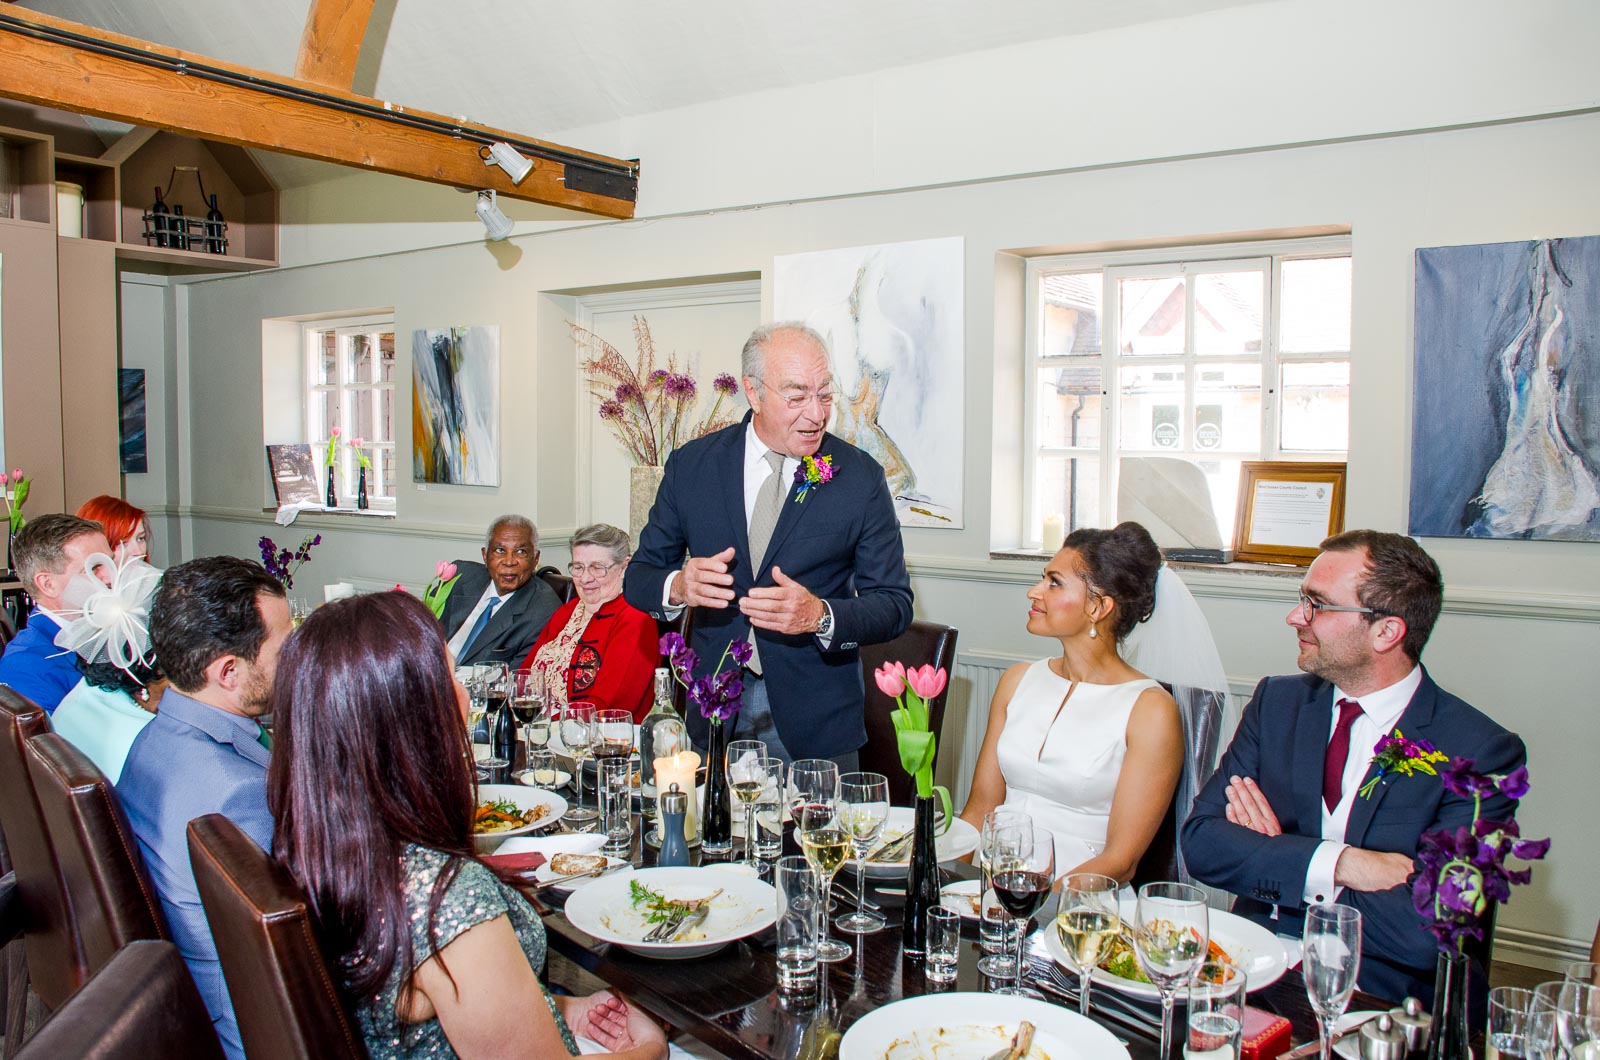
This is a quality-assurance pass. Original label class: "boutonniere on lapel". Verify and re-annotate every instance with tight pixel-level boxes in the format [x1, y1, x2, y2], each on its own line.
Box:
[1358, 729, 1449, 799]
[792, 454, 834, 503]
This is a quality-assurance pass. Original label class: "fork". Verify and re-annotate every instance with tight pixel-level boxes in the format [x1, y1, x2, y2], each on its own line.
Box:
[644, 889, 723, 942]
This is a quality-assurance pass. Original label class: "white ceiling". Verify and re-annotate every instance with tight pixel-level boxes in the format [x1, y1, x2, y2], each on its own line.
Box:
[24, 0, 1269, 186]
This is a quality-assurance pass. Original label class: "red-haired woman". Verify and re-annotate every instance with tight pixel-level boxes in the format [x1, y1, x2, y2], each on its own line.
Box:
[269, 592, 666, 1059]
[76, 495, 151, 563]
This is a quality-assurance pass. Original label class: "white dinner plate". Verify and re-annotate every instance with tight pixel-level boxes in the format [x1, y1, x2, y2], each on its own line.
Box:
[563, 866, 776, 960]
[838, 991, 1130, 1060]
[861, 807, 980, 878]
[1041, 900, 1289, 1001]
[471, 784, 567, 847]
[532, 856, 634, 892]
[940, 879, 983, 920]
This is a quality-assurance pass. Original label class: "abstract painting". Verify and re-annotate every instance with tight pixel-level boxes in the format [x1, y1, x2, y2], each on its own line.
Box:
[412, 325, 500, 486]
[774, 237, 965, 528]
[118, 368, 148, 474]
[1411, 236, 1600, 541]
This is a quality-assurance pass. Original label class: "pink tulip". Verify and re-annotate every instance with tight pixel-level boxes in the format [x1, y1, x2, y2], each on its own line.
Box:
[330, 426, 341, 438]
[0, 473, 7, 486]
[10, 469, 20, 481]
[437, 560, 457, 580]
[352, 436, 365, 448]
[874, 662, 906, 698]
[391, 583, 406, 592]
[906, 665, 947, 700]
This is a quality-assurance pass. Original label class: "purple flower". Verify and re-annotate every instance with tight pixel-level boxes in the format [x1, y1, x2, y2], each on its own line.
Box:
[728, 639, 753, 666]
[598, 399, 624, 420]
[659, 633, 686, 659]
[647, 369, 669, 387]
[1440, 758, 1497, 798]
[615, 382, 641, 402]
[663, 373, 696, 400]
[713, 373, 738, 396]
[1496, 765, 1530, 800]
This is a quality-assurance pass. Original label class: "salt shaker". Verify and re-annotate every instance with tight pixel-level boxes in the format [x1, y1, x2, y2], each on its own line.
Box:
[657, 783, 691, 867]
[1387, 997, 1432, 1054]
[1357, 1014, 1408, 1060]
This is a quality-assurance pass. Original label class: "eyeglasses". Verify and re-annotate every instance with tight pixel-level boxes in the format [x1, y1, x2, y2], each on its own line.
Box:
[1296, 591, 1383, 621]
[568, 562, 619, 577]
[753, 377, 835, 410]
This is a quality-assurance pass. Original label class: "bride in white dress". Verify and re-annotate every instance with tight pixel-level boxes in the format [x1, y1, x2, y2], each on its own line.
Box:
[960, 522, 1185, 884]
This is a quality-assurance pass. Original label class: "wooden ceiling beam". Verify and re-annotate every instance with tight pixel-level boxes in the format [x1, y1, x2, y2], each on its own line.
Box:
[294, 0, 377, 91]
[0, 6, 637, 218]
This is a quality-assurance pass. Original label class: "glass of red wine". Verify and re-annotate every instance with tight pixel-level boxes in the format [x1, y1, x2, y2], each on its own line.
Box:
[988, 821, 1055, 997]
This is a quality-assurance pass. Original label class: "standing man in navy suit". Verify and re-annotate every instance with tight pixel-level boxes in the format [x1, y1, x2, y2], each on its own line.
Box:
[0, 513, 113, 711]
[1182, 531, 1524, 1008]
[624, 323, 913, 766]
[119, 556, 292, 1060]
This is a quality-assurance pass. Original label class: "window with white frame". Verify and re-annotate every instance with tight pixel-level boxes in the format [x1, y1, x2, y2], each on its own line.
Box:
[304, 317, 398, 507]
[1023, 237, 1351, 549]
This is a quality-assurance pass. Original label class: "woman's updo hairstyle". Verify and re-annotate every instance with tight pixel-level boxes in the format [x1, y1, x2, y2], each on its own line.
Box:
[1062, 521, 1162, 642]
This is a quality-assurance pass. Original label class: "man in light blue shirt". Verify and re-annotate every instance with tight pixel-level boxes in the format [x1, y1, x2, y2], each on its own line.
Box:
[118, 556, 291, 1060]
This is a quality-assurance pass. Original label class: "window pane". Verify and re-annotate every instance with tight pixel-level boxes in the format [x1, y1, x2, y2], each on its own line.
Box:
[316, 331, 338, 385]
[1281, 361, 1350, 452]
[354, 388, 375, 442]
[1196, 459, 1243, 545]
[1118, 276, 1185, 356]
[1037, 455, 1100, 536]
[1036, 365, 1102, 448]
[1194, 271, 1264, 356]
[1280, 257, 1352, 353]
[309, 390, 336, 442]
[379, 331, 396, 382]
[379, 386, 394, 443]
[379, 447, 397, 499]
[1041, 272, 1101, 356]
[1193, 362, 1262, 451]
[1118, 365, 1186, 451]
[351, 333, 375, 384]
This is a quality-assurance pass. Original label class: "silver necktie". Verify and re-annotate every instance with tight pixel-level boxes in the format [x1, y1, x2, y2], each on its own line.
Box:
[744, 450, 787, 675]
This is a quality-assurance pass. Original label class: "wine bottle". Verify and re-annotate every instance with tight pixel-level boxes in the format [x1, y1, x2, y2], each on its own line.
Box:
[170, 204, 189, 251]
[150, 187, 170, 248]
[204, 193, 226, 254]
[901, 794, 943, 956]
[637, 667, 676, 787]
[490, 694, 516, 764]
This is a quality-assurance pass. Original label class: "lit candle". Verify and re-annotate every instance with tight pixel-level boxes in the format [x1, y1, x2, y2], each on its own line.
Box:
[653, 750, 700, 842]
[1041, 514, 1064, 551]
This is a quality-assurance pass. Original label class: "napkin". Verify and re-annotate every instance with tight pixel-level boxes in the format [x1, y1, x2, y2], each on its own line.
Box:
[482, 851, 547, 874]
[493, 834, 606, 859]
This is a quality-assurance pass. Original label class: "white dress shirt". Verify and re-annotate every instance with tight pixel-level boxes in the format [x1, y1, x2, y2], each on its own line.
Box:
[1301, 665, 1423, 905]
[447, 582, 508, 658]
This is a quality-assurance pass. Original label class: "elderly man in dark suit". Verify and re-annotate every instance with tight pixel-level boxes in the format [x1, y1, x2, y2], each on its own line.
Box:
[1182, 530, 1525, 1010]
[439, 515, 561, 668]
[624, 323, 913, 768]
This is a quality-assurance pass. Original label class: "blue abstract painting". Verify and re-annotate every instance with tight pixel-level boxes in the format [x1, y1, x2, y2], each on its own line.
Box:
[1410, 236, 1600, 541]
[118, 368, 147, 474]
[412, 325, 499, 486]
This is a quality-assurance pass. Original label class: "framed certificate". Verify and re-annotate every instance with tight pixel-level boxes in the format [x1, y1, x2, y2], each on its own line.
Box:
[1233, 461, 1347, 565]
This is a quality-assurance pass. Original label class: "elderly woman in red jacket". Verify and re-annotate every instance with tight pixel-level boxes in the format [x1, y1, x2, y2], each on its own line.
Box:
[520, 523, 659, 721]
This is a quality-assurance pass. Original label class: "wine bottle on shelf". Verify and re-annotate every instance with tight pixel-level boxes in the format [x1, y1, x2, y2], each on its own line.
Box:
[170, 204, 189, 251]
[150, 187, 170, 248]
[204, 193, 226, 254]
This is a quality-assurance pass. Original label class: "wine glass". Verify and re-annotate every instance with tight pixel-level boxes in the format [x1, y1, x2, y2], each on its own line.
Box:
[560, 702, 598, 830]
[1054, 872, 1121, 1016]
[990, 823, 1054, 997]
[1134, 882, 1211, 1060]
[834, 772, 890, 934]
[1301, 903, 1361, 1060]
[726, 739, 769, 868]
[788, 759, 848, 962]
[975, 809, 1030, 979]
[1556, 982, 1600, 1057]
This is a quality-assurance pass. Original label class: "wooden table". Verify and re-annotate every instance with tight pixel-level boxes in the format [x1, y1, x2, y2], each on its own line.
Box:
[536, 814, 1392, 1059]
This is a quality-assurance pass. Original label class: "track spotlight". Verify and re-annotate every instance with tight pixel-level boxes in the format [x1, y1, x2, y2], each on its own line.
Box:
[480, 141, 533, 184]
[474, 190, 514, 241]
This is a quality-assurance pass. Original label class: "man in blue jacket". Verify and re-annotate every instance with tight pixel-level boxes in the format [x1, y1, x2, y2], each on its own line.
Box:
[118, 556, 291, 1060]
[1182, 531, 1524, 1009]
[0, 513, 112, 711]
[624, 323, 912, 766]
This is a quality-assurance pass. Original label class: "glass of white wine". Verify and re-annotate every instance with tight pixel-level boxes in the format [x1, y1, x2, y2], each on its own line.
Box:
[727, 739, 769, 869]
[797, 802, 852, 963]
[789, 759, 848, 963]
[835, 772, 889, 934]
[1055, 872, 1121, 1016]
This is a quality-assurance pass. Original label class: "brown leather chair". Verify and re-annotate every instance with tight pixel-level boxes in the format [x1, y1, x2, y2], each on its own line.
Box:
[186, 814, 367, 1060]
[24, 733, 167, 977]
[15, 939, 223, 1059]
[536, 566, 576, 604]
[859, 621, 958, 804]
[0, 688, 83, 1009]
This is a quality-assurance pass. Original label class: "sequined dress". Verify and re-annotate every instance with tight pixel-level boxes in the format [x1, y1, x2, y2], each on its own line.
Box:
[355, 845, 578, 1058]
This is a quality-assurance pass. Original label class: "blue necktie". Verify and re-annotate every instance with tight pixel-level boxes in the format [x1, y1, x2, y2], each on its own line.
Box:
[460, 596, 501, 658]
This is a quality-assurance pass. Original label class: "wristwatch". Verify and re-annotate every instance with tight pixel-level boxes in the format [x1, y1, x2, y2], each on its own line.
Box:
[814, 602, 834, 638]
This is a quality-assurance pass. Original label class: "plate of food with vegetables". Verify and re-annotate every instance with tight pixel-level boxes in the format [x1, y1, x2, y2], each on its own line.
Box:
[470, 784, 567, 846]
[1042, 901, 1288, 1001]
[562, 866, 776, 959]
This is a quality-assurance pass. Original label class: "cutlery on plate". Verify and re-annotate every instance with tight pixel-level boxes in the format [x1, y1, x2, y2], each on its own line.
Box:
[830, 880, 883, 914]
[1280, 1014, 1384, 1059]
[1038, 966, 1163, 1036]
[983, 1020, 1035, 1060]
[530, 861, 625, 892]
[865, 812, 948, 862]
[643, 888, 724, 942]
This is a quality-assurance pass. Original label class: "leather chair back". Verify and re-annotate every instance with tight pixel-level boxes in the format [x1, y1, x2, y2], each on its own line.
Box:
[1130, 790, 1181, 888]
[24, 734, 167, 976]
[859, 622, 958, 804]
[0, 688, 82, 1007]
[16, 939, 223, 1059]
[186, 814, 367, 1060]
[535, 566, 576, 604]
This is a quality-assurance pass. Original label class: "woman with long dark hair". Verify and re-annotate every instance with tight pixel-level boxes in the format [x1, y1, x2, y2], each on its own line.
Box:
[269, 592, 666, 1059]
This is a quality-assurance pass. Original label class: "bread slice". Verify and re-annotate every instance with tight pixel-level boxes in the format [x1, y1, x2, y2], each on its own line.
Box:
[549, 852, 607, 876]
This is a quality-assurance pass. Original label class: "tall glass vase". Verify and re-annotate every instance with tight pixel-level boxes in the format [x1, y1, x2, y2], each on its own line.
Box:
[357, 467, 369, 510]
[700, 718, 733, 856]
[900, 794, 942, 956]
[325, 466, 337, 508]
[1424, 950, 1471, 1060]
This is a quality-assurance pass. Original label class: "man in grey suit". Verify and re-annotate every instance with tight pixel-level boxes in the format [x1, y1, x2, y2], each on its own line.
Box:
[439, 514, 561, 667]
[118, 556, 292, 1060]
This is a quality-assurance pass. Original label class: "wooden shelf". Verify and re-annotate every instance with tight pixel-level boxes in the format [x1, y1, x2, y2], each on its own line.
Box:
[0, 127, 54, 224]
[113, 242, 277, 274]
[118, 132, 276, 265]
[53, 152, 118, 242]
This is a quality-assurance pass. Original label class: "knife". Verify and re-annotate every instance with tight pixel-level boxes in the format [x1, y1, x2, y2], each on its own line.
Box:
[530, 861, 627, 892]
[1280, 1013, 1383, 1059]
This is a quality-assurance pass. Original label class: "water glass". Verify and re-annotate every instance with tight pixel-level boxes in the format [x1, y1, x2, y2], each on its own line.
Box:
[599, 755, 633, 853]
[752, 758, 787, 860]
[775, 856, 821, 990]
[925, 906, 961, 985]
[835, 772, 890, 934]
[525, 748, 558, 789]
[1302, 903, 1362, 1060]
[1136, 882, 1211, 1060]
[1489, 986, 1536, 1060]
[1565, 963, 1600, 987]
[561, 702, 598, 829]
[1186, 961, 1246, 1060]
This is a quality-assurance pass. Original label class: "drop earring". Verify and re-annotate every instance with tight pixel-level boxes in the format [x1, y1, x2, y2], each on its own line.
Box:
[1088, 622, 1098, 639]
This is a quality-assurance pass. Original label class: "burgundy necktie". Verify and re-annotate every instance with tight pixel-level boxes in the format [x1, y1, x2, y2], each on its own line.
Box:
[1322, 698, 1364, 811]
